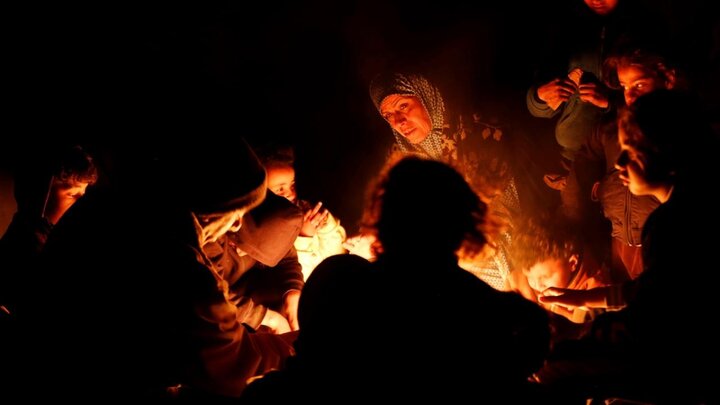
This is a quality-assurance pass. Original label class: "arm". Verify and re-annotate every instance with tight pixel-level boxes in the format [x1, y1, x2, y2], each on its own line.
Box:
[248, 247, 304, 329]
[527, 78, 577, 117]
[538, 283, 627, 310]
[185, 250, 294, 397]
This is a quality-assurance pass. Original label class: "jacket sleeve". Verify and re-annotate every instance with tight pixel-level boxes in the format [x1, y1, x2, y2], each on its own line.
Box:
[526, 86, 560, 118]
[185, 247, 294, 397]
[247, 247, 304, 308]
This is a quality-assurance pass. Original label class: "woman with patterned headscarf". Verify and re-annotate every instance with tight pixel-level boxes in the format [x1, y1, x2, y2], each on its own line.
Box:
[359, 71, 522, 293]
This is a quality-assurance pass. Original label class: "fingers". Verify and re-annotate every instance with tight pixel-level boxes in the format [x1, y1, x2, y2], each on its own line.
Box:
[310, 201, 322, 217]
[308, 209, 329, 227]
[541, 287, 566, 296]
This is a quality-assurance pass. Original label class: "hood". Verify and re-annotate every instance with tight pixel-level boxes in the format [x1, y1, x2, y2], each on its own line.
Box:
[233, 192, 302, 266]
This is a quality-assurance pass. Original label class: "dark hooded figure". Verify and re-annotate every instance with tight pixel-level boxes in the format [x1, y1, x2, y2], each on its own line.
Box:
[9, 139, 296, 402]
[0, 145, 98, 316]
[204, 191, 304, 331]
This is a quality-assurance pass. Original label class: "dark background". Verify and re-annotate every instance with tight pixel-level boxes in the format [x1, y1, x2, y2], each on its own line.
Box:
[2, 0, 718, 233]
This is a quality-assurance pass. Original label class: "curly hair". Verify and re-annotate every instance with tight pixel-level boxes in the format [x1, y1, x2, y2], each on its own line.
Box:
[602, 46, 684, 92]
[254, 143, 296, 170]
[510, 216, 580, 271]
[360, 155, 489, 260]
[53, 145, 99, 188]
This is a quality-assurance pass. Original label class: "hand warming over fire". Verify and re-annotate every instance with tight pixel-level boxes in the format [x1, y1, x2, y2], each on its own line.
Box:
[539, 285, 610, 309]
[281, 290, 301, 331]
[301, 201, 330, 237]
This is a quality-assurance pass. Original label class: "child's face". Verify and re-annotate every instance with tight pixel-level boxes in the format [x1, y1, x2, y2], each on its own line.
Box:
[616, 126, 654, 197]
[45, 181, 90, 225]
[524, 258, 573, 295]
[266, 165, 297, 203]
[617, 64, 668, 106]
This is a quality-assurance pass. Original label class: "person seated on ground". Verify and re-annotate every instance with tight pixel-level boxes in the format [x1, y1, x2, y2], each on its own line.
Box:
[537, 90, 719, 403]
[243, 156, 553, 402]
[351, 71, 519, 292]
[256, 144, 346, 280]
[204, 191, 304, 333]
[13, 139, 297, 401]
[0, 144, 98, 316]
[511, 215, 612, 343]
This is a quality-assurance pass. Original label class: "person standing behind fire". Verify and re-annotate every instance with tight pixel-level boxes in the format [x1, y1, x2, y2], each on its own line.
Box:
[526, 0, 668, 191]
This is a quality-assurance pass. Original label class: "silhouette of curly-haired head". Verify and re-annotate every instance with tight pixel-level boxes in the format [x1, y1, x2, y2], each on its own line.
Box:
[362, 156, 488, 260]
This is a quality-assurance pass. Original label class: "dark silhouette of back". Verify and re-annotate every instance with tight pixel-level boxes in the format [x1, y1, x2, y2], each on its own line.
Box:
[243, 157, 551, 402]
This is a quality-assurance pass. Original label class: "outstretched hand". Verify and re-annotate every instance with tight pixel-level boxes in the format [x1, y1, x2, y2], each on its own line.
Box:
[538, 286, 609, 309]
[300, 202, 330, 237]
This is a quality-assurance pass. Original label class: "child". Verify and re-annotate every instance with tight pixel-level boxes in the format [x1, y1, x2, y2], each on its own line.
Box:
[257, 144, 346, 280]
[512, 216, 610, 324]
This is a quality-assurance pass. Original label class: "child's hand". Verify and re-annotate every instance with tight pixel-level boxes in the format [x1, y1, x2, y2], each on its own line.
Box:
[300, 202, 329, 237]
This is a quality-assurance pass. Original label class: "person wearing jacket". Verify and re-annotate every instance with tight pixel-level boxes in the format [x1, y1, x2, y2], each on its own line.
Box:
[11, 139, 296, 401]
[565, 46, 680, 280]
[205, 191, 304, 332]
[0, 144, 98, 316]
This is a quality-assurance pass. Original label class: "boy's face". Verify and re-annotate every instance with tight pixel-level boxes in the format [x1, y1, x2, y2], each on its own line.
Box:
[617, 64, 668, 106]
[616, 126, 654, 196]
[45, 181, 90, 224]
[266, 165, 297, 203]
[524, 258, 574, 295]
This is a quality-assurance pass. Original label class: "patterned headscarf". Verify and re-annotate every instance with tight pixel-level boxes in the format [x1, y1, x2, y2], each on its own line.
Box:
[369, 72, 446, 159]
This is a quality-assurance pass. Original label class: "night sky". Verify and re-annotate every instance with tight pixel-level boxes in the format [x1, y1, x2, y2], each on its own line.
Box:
[3, 0, 718, 232]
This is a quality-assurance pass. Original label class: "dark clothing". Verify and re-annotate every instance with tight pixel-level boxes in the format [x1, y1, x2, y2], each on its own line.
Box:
[243, 254, 552, 402]
[0, 212, 52, 314]
[9, 143, 294, 401]
[622, 184, 718, 401]
[573, 122, 660, 246]
[540, 182, 719, 403]
[527, 1, 668, 161]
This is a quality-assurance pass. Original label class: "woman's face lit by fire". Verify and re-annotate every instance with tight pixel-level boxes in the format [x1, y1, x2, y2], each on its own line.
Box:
[379, 95, 432, 144]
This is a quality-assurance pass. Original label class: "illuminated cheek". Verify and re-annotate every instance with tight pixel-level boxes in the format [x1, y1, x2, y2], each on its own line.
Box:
[526, 276, 540, 292]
